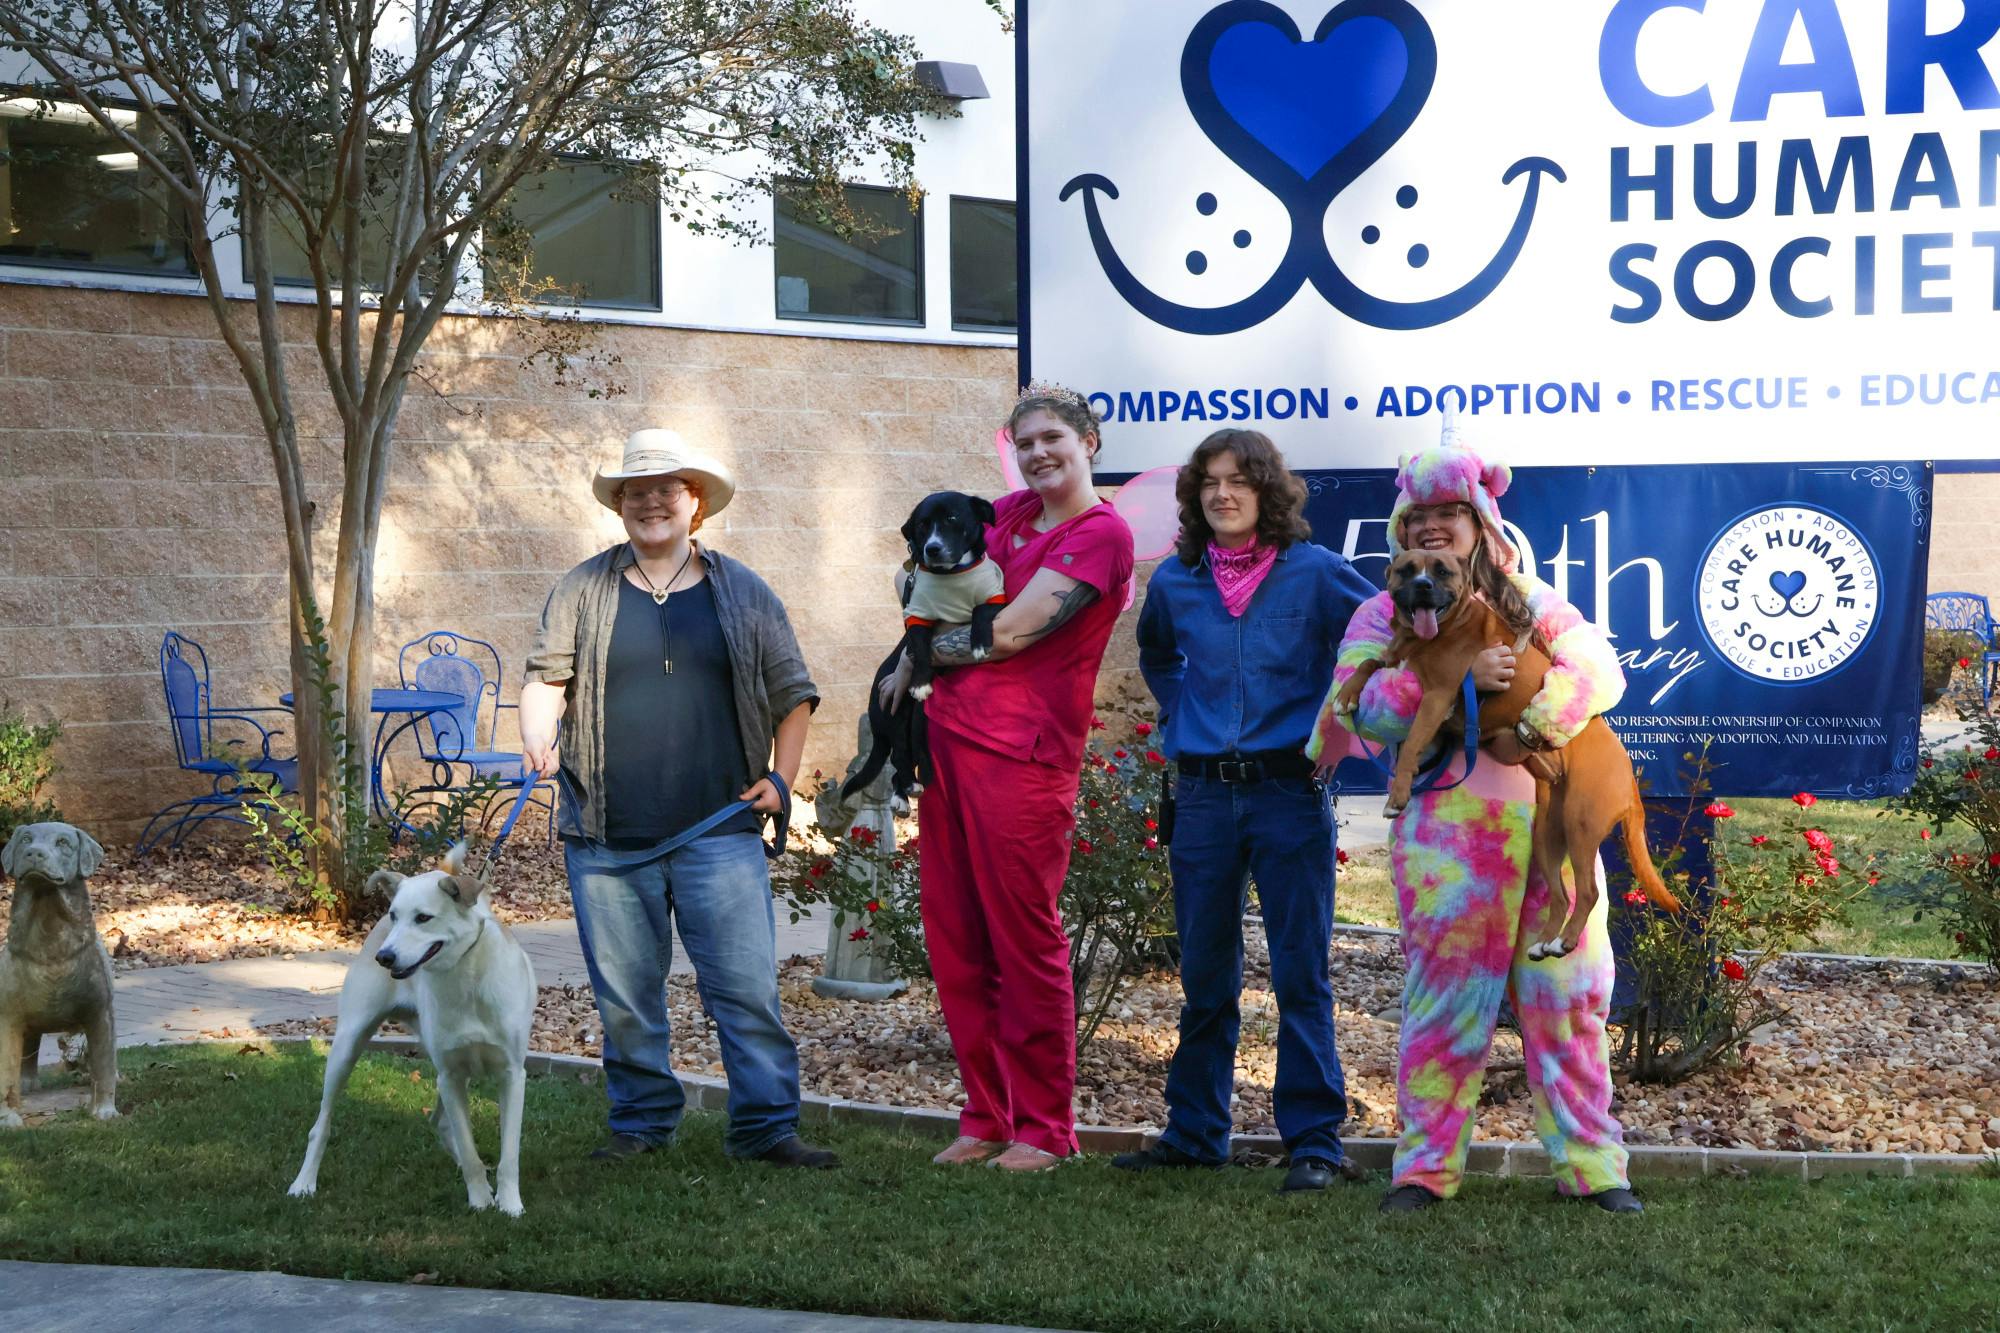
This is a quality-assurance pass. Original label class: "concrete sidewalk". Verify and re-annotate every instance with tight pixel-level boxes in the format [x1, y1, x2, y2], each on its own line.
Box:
[0, 1261, 1068, 1333]
[92, 910, 826, 1052]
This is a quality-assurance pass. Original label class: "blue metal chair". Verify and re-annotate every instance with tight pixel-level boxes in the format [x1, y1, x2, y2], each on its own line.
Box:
[1924, 592, 2000, 710]
[135, 631, 299, 855]
[394, 629, 554, 842]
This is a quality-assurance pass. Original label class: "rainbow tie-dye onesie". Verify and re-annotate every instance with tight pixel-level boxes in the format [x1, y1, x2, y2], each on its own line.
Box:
[1307, 576, 1631, 1198]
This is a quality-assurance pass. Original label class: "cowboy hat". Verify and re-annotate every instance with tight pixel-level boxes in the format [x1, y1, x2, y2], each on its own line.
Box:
[591, 428, 736, 515]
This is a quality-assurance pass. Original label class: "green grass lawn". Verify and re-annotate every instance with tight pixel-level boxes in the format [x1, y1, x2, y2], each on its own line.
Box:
[1330, 798, 1968, 960]
[2, 1046, 1995, 1332]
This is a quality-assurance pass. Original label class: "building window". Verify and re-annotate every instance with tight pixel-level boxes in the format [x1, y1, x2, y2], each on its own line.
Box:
[483, 159, 660, 310]
[0, 96, 192, 276]
[255, 144, 417, 292]
[949, 196, 1016, 332]
[774, 182, 922, 326]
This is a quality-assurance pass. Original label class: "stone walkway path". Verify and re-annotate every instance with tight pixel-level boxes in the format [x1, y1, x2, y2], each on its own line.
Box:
[0, 1261, 1069, 1333]
[104, 910, 829, 1050]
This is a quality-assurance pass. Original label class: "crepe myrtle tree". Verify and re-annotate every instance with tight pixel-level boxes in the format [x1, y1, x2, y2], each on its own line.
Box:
[0, 0, 959, 911]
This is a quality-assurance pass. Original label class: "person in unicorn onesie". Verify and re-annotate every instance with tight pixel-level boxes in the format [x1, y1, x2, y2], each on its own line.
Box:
[1308, 428, 1645, 1215]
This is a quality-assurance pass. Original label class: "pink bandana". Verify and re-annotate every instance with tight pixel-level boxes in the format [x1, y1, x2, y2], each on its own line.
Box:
[1208, 538, 1278, 617]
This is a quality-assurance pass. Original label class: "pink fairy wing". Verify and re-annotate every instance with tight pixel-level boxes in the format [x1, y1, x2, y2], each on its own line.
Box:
[1110, 465, 1182, 562]
[993, 426, 1026, 491]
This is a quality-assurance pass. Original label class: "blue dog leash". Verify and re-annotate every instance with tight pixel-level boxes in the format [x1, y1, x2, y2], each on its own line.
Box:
[487, 765, 792, 871]
[1347, 673, 1482, 797]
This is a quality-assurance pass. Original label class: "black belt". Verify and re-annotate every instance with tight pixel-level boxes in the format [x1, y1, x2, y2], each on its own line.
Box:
[1176, 750, 1314, 784]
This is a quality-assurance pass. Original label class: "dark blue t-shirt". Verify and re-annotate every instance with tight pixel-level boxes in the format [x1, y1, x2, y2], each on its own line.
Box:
[598, 575, 757, 845]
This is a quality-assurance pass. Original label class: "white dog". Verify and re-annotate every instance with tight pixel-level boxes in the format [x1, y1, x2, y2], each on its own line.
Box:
[287, 844, 536, 1216]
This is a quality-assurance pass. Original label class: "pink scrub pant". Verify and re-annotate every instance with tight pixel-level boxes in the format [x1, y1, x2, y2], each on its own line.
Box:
[918, 726, 1081, 1156]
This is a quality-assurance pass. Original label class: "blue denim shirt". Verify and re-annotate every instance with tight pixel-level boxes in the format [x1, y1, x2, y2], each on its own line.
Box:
[1137, 542, 1379, 758]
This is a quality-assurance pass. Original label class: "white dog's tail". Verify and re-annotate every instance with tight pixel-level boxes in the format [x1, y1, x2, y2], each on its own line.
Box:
[444, 840, 472, 878]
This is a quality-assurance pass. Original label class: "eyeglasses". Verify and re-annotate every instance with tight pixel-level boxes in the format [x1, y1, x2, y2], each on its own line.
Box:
[1403, 503, 1473, 530]
[621, 480, 691, 505]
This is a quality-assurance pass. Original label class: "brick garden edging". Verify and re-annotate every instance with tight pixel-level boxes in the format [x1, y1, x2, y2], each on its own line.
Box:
[336, 1034, 1994, 1182]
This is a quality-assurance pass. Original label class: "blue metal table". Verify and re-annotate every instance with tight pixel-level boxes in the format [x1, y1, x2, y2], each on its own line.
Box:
[279, 688, 470, 823]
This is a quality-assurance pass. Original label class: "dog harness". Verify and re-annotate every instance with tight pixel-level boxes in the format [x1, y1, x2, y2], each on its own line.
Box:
[1348, 672, 1482, 796]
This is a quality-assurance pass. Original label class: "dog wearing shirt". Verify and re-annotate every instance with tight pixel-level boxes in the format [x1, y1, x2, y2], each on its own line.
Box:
[847, 492, 1006, 801]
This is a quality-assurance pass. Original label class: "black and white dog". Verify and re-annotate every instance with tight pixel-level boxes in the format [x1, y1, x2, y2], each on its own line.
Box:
[845, 492, 1005, 802]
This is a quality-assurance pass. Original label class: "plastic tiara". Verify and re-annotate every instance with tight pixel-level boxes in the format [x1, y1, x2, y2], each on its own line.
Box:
[1014, 380, 1093, 414]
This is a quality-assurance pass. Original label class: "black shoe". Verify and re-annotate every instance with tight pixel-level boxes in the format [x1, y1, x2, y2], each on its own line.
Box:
[1110, 1141, 1224, 1172]
[588, 1132, 659, 1162]
[1379, 1183, 1442, 1213]
[753, 1135, 841, 1169]
[1576, 1186, 1644, 1213]
[1278, 1157, 1360, 1193]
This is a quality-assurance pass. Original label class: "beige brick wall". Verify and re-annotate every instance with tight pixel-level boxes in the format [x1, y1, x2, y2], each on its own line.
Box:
[0, 284, 1139, 844]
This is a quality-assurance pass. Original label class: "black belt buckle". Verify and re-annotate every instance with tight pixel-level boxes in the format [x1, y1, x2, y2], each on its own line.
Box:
[1218, 758, 1263, 783]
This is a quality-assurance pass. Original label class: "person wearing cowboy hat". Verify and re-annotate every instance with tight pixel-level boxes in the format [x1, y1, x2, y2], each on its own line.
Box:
[521, 428, 835, 1168]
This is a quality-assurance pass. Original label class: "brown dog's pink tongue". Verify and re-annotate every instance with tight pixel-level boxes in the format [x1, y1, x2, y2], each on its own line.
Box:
[1413, 607, 1439, 640]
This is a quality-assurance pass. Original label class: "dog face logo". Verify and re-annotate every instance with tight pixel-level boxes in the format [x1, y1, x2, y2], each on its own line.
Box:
[1060, 0, 1565, 335]
[1386, 549, 1468, 641]
[1694, 504, 1881, 685]
[370, 868, 482, 980]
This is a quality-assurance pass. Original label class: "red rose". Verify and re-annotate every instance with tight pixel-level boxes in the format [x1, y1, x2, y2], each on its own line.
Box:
[1816, 853, 1840, 876]
[809, 861, 830, 879]
[1749, 835, 1769, 847]
[1989, 854, 2000, 868]
[1114, 749, 1128, 759]
[1867, 872, 1881, 886]
[903, 835, 920, 854]
[1088, 798, 1100, 809]
[1922, 758, 1934, 769]
[1336, 848, 1351, 865]
[1719, 896, 1734, 909]
[866, 899, 881, 913]
[1704, 801, 1735, 818]
[1959, 657, 1972, 670]
[850, 824, 878, 846]
[1135, 722, 1154, 736]
[1075, 839, 1094, 855]
[1144, 818, 1158, 831]
[1792, 792, 1817, 808]
[1919, 828, 1933, 841]
[1623, 889, 1646, 906]
[1803, 828, 1832, 852]
[1986, 748, 1999, 762]
[1144, 837, 1159, 851]
[1090, 715, 1107, 730]
[848, 927, 870, 941]
[1145, 750, 1166, 765]
[1721, 958, 1747, 981]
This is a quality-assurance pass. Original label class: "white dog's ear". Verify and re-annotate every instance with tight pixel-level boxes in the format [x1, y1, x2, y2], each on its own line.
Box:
[438, 874, 488, 907]
[366, 869, 404, 900]
[73, 828, 105, 879]
[0, 826, 24, 876]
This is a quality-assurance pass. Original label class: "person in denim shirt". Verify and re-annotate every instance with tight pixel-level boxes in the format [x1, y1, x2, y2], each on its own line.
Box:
[1118, 429, 1377, 1192]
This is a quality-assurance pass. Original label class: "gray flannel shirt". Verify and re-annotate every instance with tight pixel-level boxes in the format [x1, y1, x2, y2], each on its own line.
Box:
[525, 542, 819, 841]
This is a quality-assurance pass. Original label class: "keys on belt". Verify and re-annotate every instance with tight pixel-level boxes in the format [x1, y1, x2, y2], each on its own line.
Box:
[1176, 752, 1315, 784]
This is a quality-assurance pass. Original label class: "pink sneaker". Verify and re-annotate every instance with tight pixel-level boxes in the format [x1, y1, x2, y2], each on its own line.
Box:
[986, 1143, 1064, 1172]
[931, 1136, 1006, 1166]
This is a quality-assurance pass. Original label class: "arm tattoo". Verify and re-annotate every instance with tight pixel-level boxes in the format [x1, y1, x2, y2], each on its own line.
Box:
[928, 584, 1102, 666]
[931, 625, 977, 665]
[1021, 582, 1100, 642]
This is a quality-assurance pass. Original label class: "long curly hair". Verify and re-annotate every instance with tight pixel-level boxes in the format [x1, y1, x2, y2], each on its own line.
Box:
[1173, 429, 1312, 566]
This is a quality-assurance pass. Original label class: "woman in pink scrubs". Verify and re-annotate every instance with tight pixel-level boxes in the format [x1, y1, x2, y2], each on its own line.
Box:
[889, 386, 1134, 1172]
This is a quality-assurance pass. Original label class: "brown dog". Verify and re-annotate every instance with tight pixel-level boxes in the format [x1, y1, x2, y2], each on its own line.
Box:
[1333, 551, 1680, 959]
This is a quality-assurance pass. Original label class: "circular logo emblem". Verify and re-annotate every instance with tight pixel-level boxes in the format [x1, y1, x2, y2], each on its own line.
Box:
[1694, 504, 1880, 685]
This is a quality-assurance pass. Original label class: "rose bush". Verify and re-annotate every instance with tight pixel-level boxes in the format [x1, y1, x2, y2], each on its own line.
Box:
[1618, 760, 1861, 1083]
[1886, 709, 2000, 968]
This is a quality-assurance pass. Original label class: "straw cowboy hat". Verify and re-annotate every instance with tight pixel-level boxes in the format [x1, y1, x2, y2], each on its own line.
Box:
[591, 428, 736, 515]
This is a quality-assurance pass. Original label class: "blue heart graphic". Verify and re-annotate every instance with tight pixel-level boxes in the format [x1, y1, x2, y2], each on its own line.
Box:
[1207, 15, 1409, 179]
[1769, 570, 1807, 601]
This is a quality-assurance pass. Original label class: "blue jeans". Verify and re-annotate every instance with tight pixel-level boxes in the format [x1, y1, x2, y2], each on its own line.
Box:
[565, 831, 802, 1157]
[1160, 773, 1348, 1165]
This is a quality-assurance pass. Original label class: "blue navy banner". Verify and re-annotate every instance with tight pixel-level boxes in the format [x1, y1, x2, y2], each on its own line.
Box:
[1304, 461, 1932, 799]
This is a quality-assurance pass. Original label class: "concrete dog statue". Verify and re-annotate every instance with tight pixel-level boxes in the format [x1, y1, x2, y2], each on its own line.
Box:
[1, 821, 118, 1128]
[1333, 550, 1681, 959]
[846, 491, 1006, 802]
[288, 844, 535, 1215]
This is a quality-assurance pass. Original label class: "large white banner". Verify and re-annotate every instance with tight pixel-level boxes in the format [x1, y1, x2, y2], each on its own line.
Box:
[1022, 0, 2000, 473]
